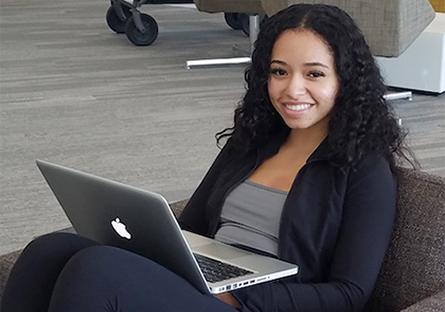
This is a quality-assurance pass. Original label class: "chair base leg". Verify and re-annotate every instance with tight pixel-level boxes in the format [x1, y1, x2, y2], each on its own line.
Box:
[186, 57, 251, 69]
[383, 91, 413, 101]
[186, 15, 259, 69]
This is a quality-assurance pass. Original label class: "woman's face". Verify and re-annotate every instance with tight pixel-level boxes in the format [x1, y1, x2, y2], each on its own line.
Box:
[268, 29, 339, 134]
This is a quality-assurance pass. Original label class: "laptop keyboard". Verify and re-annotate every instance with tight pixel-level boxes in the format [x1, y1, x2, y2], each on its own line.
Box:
[194, 253, 253, 283]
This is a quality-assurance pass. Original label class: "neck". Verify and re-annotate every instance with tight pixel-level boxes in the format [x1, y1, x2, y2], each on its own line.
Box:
[283, 120, 329, 154]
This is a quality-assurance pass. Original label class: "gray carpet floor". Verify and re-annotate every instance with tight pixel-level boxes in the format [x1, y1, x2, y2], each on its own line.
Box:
[1, 0, 444, 255]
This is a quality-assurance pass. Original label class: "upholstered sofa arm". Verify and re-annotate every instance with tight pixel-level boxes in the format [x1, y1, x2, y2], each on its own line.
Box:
[0, 250, 21, 303]
[169, 198, 188, 217]
[401, 289, 445, 312]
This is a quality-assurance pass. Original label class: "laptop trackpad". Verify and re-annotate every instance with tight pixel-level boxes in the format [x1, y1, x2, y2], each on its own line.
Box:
[183, 231, 251, 260]
[194, 242, 252, 260]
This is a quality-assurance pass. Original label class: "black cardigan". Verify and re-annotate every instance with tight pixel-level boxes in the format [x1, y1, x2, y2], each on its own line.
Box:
[179, 138, 397, 312]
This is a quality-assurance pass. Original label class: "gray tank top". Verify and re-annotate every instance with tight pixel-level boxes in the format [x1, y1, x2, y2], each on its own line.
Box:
[214, 180, 288, 256]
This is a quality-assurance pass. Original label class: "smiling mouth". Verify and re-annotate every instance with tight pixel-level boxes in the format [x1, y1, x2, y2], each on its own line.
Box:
[284, 103, 313, 112]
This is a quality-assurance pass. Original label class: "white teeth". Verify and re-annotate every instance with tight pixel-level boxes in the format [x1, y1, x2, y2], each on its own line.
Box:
[285, 104, 312, 111]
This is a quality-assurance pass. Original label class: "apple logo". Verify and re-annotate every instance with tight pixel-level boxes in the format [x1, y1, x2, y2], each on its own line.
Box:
[111, 217, 132, 239]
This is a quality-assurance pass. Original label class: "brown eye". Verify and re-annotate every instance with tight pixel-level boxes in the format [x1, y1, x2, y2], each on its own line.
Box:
[308, 71, 325, 78]
[270, 68, 287, 77]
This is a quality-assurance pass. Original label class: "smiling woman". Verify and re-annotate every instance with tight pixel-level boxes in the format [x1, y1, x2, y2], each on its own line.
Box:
[245, 28, 341, 193]
[2, 4, 415, 312]
[267, 29, 339, 134]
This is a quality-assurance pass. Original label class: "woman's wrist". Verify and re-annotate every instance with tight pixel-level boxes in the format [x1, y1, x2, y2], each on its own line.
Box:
[215, 292, 241, 309]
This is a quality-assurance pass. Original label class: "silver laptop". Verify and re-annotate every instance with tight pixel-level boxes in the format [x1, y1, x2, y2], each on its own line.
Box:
[36, 160, 298, 294]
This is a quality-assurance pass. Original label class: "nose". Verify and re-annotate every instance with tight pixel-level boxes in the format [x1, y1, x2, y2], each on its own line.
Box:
[285, 74, 307, 98]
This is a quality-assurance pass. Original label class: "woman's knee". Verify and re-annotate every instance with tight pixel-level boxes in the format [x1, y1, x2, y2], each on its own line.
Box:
[61, 245, 147, 277]
[19, 232, 79, 259]
[2, 233, 97, 312]
[55, 245, 178, 293]
[49, 246, 152, 307]
[50, 246, 224, 312]
[15, 232, 98, 270]
[50, 246, 237, 312]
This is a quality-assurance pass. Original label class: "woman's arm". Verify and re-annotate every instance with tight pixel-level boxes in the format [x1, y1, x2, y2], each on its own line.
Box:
[215, 292, 241, 309]
[232, 155, 397, 312]
[178, 141, 233, 235]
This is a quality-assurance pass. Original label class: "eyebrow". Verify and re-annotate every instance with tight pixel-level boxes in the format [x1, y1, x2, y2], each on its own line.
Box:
[270, 60, 330, 69]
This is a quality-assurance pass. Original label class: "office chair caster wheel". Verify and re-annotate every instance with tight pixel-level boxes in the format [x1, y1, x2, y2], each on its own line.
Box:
[106, 5, 131, 34]
[224, 13, 242, 30]
[239, 14, 250, 37]
[125, 14, 159, 46]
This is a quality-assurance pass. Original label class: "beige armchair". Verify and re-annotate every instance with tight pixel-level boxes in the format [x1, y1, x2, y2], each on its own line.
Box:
[194, 0, 435, 57]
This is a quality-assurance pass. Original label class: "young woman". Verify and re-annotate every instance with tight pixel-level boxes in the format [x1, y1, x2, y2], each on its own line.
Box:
[2, 4, 411, 312]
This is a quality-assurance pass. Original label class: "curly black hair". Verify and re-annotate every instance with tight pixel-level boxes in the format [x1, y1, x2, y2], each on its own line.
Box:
[216, 3, 414, 170]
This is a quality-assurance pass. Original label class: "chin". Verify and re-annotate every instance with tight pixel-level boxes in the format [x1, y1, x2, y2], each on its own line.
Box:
[283, 120, 312, 130]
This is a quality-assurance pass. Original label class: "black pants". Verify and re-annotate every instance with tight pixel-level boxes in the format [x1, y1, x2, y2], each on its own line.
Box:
[1, 233, 237, 312]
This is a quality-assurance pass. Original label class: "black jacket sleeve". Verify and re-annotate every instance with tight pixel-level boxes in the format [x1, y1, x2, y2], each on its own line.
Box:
[232, 155, 397, 312]
[178, 142, 232, 235]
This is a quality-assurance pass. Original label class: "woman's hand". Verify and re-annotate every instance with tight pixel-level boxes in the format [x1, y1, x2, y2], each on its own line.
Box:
[215, 292, 241, 309]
